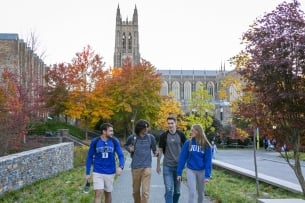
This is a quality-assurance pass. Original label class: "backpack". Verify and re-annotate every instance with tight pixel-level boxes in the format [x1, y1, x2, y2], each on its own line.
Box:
[92, 136, 117, 154]
[130, 134, 153, 157]
[159, 130, 186, 153]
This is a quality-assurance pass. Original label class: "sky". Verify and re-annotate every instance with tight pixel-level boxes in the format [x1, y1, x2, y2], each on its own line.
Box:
[1, 0, 304, 70]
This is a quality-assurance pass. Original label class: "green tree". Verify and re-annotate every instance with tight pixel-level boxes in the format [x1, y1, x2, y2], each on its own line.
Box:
[188, 84, 215, 132]
[236, 0, 305, 195]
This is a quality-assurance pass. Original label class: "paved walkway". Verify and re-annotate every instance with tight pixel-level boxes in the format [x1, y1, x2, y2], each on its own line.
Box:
[112, 148, 305, 202]
[213, 148, 305, 193]
[112, 154, 213, 202]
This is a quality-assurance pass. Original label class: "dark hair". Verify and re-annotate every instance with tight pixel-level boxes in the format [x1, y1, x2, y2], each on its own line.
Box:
[167, 116, 177, 123]
[134, 119, 149, 135]
[100, 123, 113, 133]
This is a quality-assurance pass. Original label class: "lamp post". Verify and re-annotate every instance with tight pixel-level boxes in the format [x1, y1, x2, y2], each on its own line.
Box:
[131, 119, 135, 134]
[220, 107, 223, 124]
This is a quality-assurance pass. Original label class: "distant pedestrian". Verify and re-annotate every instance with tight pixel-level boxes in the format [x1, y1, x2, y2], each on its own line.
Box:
[124, 119, 158, 203]
[211, 141, 217, 159]
[157, 116, 186, 203]
[177, 124, 212, 203]
[85, 123, 125, 203]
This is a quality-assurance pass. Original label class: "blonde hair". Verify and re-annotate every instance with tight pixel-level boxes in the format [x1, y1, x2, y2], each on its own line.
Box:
[192, 124, 211, 148]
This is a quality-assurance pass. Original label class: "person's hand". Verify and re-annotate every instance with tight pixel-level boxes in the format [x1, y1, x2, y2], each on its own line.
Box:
[204, 178, 210, 183]
[85, 175, 90, 181]
[177, 176, 182, 182]
[116, 167, 123, 176]
[156, 166, 161, 174]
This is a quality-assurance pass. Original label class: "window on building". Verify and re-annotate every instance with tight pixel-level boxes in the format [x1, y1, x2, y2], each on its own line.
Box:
[128, 33, 132, 53]
[184, 81, 192, 100]
[195, 82, 203, 91]
[160, 81, 168, 96]
[172, 81, 180, 101]
[207, 81, 214, 97]
[122, 33, 126, 52]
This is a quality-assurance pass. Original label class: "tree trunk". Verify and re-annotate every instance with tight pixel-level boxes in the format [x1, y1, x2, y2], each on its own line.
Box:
[287, 129, 305, 196]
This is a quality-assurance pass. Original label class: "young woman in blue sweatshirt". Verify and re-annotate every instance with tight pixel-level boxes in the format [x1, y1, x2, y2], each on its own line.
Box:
[177, 124, 212, 203]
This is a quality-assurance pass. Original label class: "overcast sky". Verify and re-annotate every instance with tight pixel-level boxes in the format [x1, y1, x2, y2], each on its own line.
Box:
[1, 0, 304, 70]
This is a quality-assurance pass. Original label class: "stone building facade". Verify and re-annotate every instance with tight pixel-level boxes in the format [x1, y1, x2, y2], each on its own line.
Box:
[0, 33, 46, 88]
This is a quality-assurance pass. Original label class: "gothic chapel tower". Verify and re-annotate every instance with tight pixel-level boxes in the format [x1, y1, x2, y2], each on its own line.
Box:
[114, 5, 140, 67]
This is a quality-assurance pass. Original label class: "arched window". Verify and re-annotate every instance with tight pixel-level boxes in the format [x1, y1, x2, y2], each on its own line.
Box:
[184, 81, 192, 101]
[160, 81, 168, 96]
[128, 33, 132, 52]
[172, 81, 180, 101]
[122, 33, 126, 51]
[207, 81, 215, 97]
[195, 81, 203, 91]
[229, 85, 239, 102]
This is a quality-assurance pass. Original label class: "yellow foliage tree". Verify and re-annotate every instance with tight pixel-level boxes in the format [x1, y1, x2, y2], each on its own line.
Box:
[154, 92, 187, 131]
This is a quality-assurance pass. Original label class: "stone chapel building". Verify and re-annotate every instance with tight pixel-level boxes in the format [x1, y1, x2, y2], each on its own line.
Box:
[113, 5, 238, 120]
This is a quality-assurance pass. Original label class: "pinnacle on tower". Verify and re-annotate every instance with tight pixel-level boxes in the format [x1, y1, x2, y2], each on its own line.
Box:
[133, 5, 138, 25]
[116, 4, 122, 25]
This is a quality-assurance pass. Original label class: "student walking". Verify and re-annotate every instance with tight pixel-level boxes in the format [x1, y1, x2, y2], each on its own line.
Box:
[211, 141, 217, 159]
[85, 123, 125, 203]
[157, 116, 186, 203]
[124, 119, 158, 203]
[177, 124, 212, 203]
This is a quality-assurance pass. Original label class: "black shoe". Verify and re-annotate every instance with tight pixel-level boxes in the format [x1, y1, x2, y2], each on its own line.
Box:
[83, 181, 90, 193]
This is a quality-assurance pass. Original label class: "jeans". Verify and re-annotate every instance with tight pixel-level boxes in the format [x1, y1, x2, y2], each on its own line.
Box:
[163, 165, 181, 203]
[132, 168, 152, 203]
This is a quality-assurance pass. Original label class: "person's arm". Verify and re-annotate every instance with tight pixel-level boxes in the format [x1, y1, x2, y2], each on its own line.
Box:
[114, 138, 125, 176]
[85, 139, 96, 179]
[177, 141, 189, 181]
[156, 133, 165, 174]
[124, 135, 133, 153]
[114, 138, 125, 169]
[151, 135, 158, 156]
[156, 148, 163, 174]
[204, 145, 212, 180]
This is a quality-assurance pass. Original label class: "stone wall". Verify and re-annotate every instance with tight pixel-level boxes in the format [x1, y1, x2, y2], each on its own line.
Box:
[0, 142, 74, 196]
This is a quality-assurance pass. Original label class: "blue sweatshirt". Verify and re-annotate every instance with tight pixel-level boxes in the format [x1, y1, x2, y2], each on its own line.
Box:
[177, 139, 212, 179]
[86, 137, 124, 175]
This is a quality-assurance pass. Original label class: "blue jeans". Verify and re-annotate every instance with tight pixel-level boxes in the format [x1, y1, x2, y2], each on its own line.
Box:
[163, 165, 181, 203]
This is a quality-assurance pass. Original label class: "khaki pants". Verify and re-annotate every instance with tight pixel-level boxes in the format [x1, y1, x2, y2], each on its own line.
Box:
[131, 168, 151, 203]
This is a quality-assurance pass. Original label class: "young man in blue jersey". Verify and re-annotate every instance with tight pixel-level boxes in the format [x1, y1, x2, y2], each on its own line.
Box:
[85, 123, 125, 203]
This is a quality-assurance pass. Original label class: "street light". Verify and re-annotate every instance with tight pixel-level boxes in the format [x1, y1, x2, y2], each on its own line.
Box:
[220, 107, 223, 123]
[131, 119, 135, 134]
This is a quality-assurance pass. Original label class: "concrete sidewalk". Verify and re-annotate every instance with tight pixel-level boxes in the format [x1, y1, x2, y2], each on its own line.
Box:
[112, 155, 213, 202]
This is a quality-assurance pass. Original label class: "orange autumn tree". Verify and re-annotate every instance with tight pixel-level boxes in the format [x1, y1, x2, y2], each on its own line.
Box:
[64, 45, 114, 137]
[154, 92, 187, 131]
[107, 58, 162, 136]
[44, 63, 69, 118]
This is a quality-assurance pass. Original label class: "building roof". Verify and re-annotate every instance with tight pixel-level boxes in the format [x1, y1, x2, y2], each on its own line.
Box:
[0, 33, 19, 40]
[157, 69, 222, 76]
